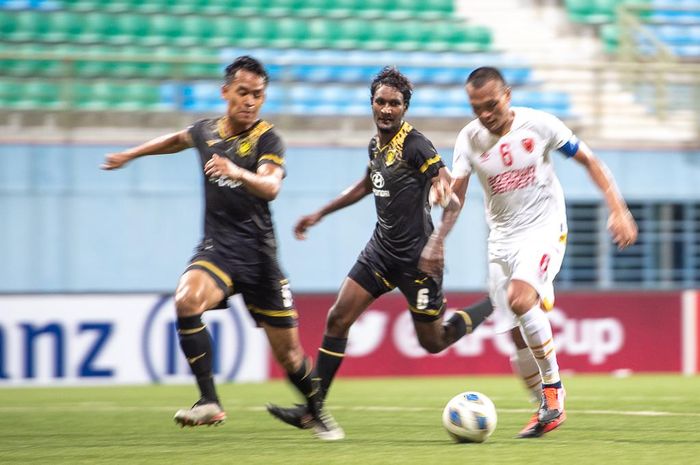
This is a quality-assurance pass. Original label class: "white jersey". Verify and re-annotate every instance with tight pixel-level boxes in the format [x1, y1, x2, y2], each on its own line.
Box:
[453, 107, 576, 242]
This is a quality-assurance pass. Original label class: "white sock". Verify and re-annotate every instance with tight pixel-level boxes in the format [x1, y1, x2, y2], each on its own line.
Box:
[518, 306, 560, 385]
[509, 346, 543, 404]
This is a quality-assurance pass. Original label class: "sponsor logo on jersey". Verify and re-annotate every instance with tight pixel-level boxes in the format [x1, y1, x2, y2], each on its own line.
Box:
[522, 138, 535, 153]
[487, 165, 536, 194]
[371, 172, 385, 189]
[371, 172, 390, 197]
[209, 176, 242, 189]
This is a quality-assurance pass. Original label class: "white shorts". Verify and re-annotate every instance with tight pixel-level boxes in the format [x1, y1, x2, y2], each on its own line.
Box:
[488, 227, 567, 333]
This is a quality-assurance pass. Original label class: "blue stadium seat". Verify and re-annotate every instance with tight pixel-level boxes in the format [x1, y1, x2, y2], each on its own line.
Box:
[169, 80, 572, 120]
[219, 48, 533, 87]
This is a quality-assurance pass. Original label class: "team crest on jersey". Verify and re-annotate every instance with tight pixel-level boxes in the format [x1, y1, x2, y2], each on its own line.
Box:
[236, 138, 255, 157]
[373, 121, 412, 167]
[479, 151, 490, 161]
[522, 138, 535, 153]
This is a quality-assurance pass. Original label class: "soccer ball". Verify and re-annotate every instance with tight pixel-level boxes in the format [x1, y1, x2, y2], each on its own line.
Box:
[442, 391, 497, 443]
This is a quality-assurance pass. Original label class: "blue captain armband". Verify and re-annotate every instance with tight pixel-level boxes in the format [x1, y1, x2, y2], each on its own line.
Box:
[558, 136, 580, 158]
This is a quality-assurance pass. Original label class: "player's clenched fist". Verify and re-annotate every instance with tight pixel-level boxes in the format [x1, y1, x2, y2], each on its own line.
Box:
[101, 152, 133, 170]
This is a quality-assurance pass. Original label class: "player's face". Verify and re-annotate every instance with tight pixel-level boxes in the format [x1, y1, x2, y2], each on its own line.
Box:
[222, 69, 266, 130]
[466, 80, 512, 135]
[372, 85, 407, 134]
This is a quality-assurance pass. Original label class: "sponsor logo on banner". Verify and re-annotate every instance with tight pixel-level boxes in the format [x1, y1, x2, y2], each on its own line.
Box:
[345, 307, 623, 365]
[0, 294, 264, 386]
[270, 293, 683, 377]
[142, 295, 246, 383]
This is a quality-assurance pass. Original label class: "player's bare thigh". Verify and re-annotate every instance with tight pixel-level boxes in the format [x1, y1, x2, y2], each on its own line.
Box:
[174, 269, 226, 317]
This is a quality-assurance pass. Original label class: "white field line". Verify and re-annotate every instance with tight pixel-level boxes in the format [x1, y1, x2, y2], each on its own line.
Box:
[1, 404, 699, 418]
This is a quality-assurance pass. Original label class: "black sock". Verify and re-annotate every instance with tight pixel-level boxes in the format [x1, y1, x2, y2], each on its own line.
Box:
[287, 356, 322, 415]
[177, 315, 218, 404]
[461, 296, 494, 333]
[443, 297, 494, 342]
[317, 335, 347, 400]
[287, 356, 316, 399]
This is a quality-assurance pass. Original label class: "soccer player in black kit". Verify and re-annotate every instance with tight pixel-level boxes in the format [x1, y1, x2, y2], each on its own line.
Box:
[267, 67, 493, 435]
[101, 56, 343, 440]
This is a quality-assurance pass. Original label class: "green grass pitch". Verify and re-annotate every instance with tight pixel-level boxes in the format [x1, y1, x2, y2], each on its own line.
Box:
[1, 374, 699, 464]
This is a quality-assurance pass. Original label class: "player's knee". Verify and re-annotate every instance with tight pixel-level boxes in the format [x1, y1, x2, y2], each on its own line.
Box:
[507, 288, 537, 315]
[417, 335, 444, 354]
[174, 289, 207, 317]
[325, 306, 353, 336]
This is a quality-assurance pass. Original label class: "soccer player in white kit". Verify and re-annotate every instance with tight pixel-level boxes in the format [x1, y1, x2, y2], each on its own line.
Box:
[420, 67, 638, 438]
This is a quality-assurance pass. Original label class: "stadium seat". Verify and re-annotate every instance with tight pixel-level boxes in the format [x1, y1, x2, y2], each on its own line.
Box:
[2, 10, 49, 42]
[107, 13, 149, 45]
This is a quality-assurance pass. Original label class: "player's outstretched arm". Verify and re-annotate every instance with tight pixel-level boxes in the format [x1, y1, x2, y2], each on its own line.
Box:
[572, 143, 638, 249]
[293, 174, 372, 240]
[101, 129, 193, 170]
[419, 171, 468, 278]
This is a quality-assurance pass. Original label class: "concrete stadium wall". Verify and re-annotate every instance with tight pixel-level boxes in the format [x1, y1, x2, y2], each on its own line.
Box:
[1, 143, 700, 293]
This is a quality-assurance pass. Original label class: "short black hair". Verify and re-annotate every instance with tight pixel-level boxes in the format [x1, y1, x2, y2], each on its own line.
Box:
[466, 66, 507, 88]
[370, 66, 412, 108]
[224, 55, 269, 86]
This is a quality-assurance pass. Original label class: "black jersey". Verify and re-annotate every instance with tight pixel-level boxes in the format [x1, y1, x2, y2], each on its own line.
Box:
[189, 118, 285, 268]
[366, 121, 444, 264]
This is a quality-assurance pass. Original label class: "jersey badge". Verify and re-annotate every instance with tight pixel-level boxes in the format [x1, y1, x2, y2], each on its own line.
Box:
[522, 138, 535, 153]
[236, 138, 255, 157]
[479, 151, 490, 161]
[385, 148, 398, 166]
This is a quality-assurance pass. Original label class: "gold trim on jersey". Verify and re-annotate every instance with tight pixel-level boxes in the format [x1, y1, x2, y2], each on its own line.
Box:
[374, 271, 395, 290]
[191, 260, 233, 289]
[216, 119, 274, 158]
[408, 305, 441, 317]
[374, 121, 413, 167]
[260, 154, 285, 166]
[247, 304, 298, 319]
[419, 154, 442, 173]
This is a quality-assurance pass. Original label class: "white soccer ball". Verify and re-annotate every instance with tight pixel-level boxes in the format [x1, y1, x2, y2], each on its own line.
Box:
[442, 391, 497, 443]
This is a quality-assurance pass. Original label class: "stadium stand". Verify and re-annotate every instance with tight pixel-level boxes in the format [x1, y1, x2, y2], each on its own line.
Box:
[568, 0, 700, 57]
[1, 0, 698, 143]
[0, 0, 530, 118]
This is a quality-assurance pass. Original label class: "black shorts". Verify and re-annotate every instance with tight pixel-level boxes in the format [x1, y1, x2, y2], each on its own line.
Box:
[348, 244, 446, 323]
[186, 243, 297, 329]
